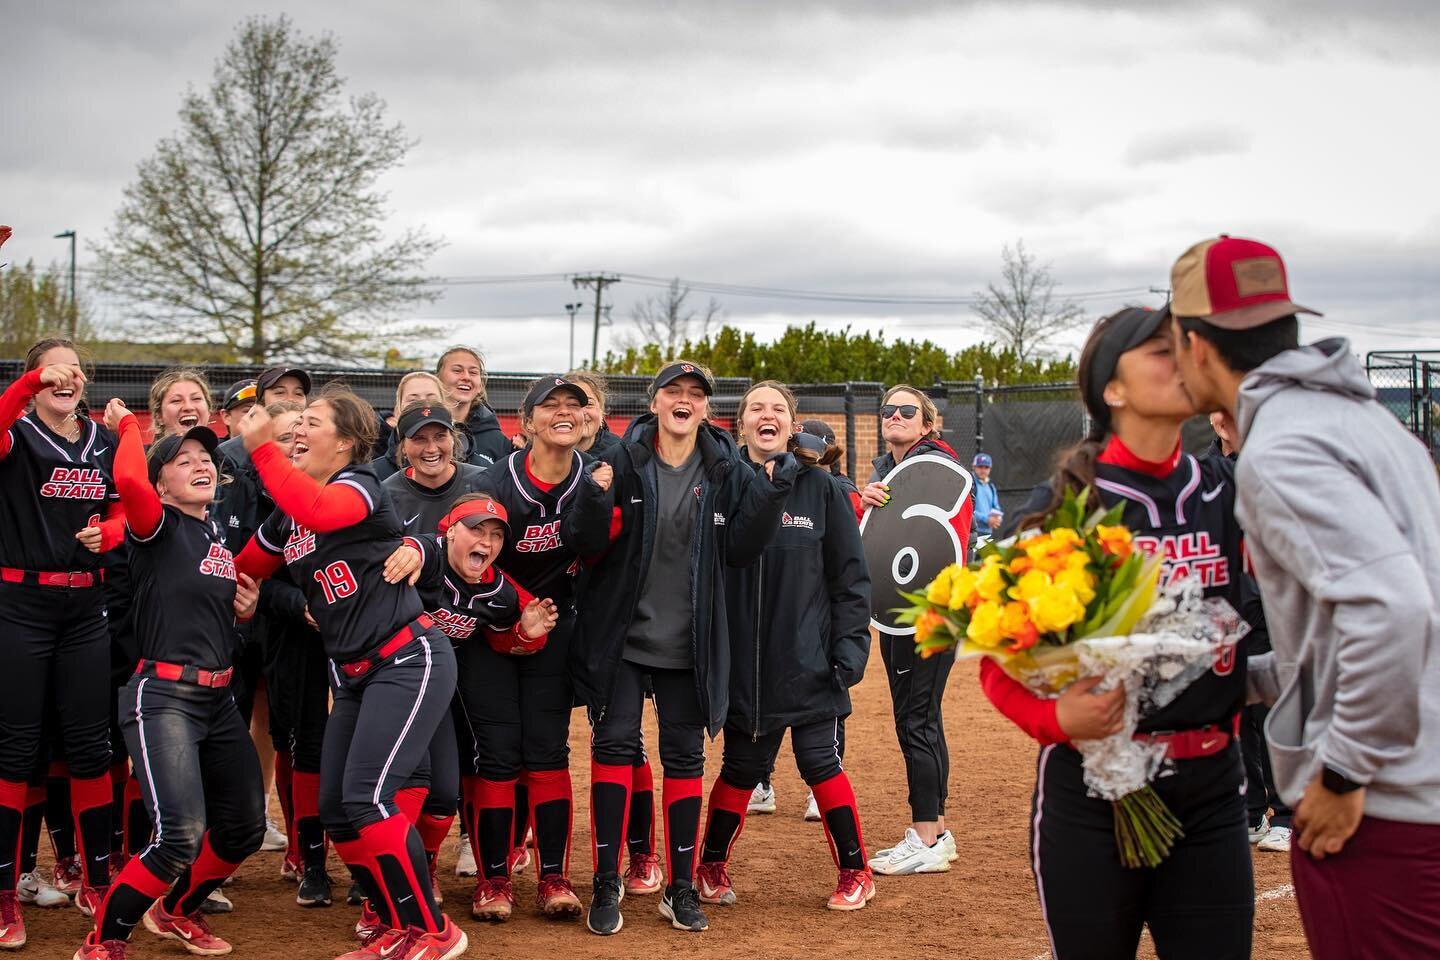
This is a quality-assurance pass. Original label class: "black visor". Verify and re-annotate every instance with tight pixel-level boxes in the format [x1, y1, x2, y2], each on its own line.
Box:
[1082, 306, 1168, 431]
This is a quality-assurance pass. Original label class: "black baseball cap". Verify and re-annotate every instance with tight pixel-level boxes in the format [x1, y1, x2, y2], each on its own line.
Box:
[650, 361, 714, 396]
[799, 418, 836, 445]
[147, 426, 220, 483]
[397, 404, 453, 439]
[523, 376, 590, 415]
[222, 379, 258, 411]
[257, 366, 312, 396]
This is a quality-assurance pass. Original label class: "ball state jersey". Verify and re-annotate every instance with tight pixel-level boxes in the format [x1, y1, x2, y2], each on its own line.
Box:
[128, 505, 237, 669]
[0, 413, 117, 572]
[1095, 453, 1245, 733]
[415, 535, 522, 644]
[253, 464, 425, 663]
[477, 449, 594, 606]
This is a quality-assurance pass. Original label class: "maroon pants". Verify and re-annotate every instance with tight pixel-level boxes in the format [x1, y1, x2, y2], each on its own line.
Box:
[1291, 815, 1440, 960]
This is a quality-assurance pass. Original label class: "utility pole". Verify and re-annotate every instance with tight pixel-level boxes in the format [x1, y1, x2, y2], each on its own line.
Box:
[54, 229, 76, 337]
[565, 302, 584, 369]
[570, 274, 620, 366]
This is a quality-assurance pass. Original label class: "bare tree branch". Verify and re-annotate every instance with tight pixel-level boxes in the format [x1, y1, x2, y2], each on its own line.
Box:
[625, 278, 722, 360]
[972, 240, 1085, 363]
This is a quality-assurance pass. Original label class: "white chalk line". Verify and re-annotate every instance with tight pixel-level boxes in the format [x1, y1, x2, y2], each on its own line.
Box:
[1026, 884, 1295, 959]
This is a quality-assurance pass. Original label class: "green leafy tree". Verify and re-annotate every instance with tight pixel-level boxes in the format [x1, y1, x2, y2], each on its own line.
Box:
[96, 16, 442, 364]
[0, 261, 94, 359]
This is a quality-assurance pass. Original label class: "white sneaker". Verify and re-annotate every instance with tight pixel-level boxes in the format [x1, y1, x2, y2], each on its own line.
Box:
[17, 871, 69, 908]
[455, 839, 478, 877]
[200, 887, 233, 914]
[866, 828, 950, 875]
[803, 792, 821, 822]
[260, 817, 288, 852]
[1256, 826, 1291, 853]
[1248, 814, 1270, 844]
[938, 830, 958, 863]
[748, 783, 777, 815]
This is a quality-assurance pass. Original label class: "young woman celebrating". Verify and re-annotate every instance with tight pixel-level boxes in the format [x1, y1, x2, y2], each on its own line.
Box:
[0, 340, 118, 946]
[468, 376, 614, 921]
[373, 372, 450, 483]
[992, 306, 1252, 960]
[231, 385, 467, 960]
[694, 381, 874, 912]
[437, 347, 512, 467]
[576, 362, 796, 937]
[384, 402, 490, 537]
[860, 385, 968, 876]
[412, 494, 559, 922]
[73, 401, 265, 960]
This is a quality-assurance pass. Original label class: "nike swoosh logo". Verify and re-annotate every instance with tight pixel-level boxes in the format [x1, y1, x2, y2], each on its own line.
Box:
[405, 514, 421, 526]
[678, 845, 694, 853]
[1201, 482, 1225, 502]
[596, 842, 608, 848]
[487, 601, 507, 608]
[178, 928, 194, 941]
[96, 854, 109, 861]
[309, 842, 324, 850]
[117, 919, 136, 927]
[847, 848, 860, 857]
[840, 886, 864, 903]
[489, 862, 506, 870]
[394, 654, 417, 664]
[895, 668, 911, 675]
[1200, 737, 1221, 750]
[93, 447, 108, 455]
[397, 895, 414, 905]
[630, 497, 643, 504]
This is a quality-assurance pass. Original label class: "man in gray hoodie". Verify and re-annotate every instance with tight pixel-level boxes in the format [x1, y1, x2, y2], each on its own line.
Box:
[1166, 234, 1440, 960]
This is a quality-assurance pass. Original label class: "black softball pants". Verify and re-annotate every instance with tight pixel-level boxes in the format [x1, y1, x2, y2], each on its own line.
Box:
[721, 719, 844, 789]
[880, 634, 952, 822]
[265, 631, 330, 774]
[1029, 742, 1253, 960]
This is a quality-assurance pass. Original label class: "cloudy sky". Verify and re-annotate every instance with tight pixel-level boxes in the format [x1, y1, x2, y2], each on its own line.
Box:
[5, 0, 1439, 372]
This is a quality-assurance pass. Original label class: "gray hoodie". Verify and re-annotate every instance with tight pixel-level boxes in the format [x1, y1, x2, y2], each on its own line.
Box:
[1236, 338, 1440, 823]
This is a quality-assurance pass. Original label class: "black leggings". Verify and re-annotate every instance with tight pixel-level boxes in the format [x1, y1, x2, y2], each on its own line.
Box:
[265, 629, 330, 774]
[880, 634, 953, 821]
[1030, 743, 1253, 960]
[722, 719, 844, 789]
[590, 661, 705, 777]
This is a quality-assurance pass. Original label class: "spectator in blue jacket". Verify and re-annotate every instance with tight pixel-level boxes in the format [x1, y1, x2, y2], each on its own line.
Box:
[972, 452, 1003, 540]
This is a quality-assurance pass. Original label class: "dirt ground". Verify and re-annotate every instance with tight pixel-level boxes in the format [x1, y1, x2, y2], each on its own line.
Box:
[27, 656, 1308, 960]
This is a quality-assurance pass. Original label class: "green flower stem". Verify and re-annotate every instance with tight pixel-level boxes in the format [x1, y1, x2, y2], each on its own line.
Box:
[1112, 788, 1185, 869]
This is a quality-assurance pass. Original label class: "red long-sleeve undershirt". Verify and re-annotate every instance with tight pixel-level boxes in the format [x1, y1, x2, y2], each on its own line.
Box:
[0, 369, 44, 459]
[250, 440, 368, 532]
[112, 416, 162, 539]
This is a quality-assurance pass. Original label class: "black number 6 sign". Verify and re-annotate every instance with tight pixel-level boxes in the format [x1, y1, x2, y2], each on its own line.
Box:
[859, 454, 974, 635]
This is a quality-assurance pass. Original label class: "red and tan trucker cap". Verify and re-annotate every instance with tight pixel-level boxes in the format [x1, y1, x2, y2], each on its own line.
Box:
[1170, 235, 1320, 330]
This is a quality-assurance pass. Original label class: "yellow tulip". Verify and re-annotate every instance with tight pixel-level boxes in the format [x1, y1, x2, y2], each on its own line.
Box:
[1030, 584, 1088, 634]
[966, 601, 1004, 648]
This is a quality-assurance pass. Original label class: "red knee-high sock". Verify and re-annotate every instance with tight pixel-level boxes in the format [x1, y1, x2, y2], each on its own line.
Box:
[71, 774, 113, 889]
[0, 779, 24, 891]
[417, 814, 454, 864]
[395, 786, 427, 826]
[627, 757, 656, 859]
[291, 771, 326, 871]
[162, 833, 242, 916]
[526, 768, 573, 879]
[700, 776, 752, 865]
[95, 854, 171, 942]
[811, 772, 867, 870]
[590, 762, 632, 875]
[356, 816, 442, 933]
[662, 776, 704, 887]
[273, 750, 295, 862]
[467, 777, 515, 880]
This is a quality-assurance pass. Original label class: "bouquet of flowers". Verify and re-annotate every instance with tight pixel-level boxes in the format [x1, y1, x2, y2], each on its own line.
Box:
[896, 488, 1247, 868]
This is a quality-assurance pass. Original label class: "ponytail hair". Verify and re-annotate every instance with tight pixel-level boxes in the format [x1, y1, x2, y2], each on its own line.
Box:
[790, 431, 843, 469]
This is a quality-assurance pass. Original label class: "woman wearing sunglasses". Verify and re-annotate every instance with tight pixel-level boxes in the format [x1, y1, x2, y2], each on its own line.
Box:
[859, 385, 966, 876]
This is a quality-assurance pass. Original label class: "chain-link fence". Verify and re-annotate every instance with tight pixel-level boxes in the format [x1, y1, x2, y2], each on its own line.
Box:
[1367, 351, 1440, 463]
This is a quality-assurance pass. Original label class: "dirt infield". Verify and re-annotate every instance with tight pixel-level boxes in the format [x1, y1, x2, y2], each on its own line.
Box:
[26, 657, 1308, 959]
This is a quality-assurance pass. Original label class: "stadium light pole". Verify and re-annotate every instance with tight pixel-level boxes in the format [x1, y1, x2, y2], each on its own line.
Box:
[566, 302, 584, 369]
[54, 230, 76, 337]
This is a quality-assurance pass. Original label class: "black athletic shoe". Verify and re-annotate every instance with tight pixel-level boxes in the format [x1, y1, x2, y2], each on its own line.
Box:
[659, 883, 708, 932]
[586, 872, 624, 936]
[296, 867, 333, 908]
[346, 880, 365, 906]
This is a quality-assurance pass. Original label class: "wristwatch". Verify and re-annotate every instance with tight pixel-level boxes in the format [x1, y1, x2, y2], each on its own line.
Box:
[1321, 765, 1363, 795]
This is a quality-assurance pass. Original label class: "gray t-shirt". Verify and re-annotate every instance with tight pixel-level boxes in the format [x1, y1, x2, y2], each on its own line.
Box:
[624, 448, 704, 670]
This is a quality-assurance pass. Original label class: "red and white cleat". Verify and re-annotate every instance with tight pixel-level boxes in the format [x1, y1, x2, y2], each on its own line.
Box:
[471, 876, 514, 922]
[623, 853, 663, 895]
[53, 857, 84, 896]
[142, 901, 233, 956]
[536, 874, 582, 918]
[334, 927, 405, 960]
[696, 861, 736, 905]
[72, 931, 129, 959]
[74, 886, 108, 919]
[506, 844, 530, 876]
[354, 900, 386, 942]
[826, 868, 876, 912]
[396, 917, 467, 960]
[0, 891, 25, 950]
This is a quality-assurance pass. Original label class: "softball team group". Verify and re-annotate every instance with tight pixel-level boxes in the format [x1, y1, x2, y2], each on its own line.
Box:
[0, 271, 1329, 960]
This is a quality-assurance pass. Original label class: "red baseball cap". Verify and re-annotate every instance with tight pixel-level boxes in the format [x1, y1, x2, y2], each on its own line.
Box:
[1170, 235, 1320, 330]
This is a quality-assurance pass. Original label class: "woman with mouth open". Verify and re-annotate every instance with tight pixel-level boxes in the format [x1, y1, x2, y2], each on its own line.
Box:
[0, 340, 121, 948]
[411, 493, 560, 923]
[230, 384, 467, 960]
[465, 376, 615, 923]
[694, 380, 874, 914]
[574, 361, 797, 937]
[437, 347, 513, 468]
[73, 399, 265, 960]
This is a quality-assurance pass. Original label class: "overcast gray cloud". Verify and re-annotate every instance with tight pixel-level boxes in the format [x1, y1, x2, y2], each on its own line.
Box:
[3, 0, 1438, 372]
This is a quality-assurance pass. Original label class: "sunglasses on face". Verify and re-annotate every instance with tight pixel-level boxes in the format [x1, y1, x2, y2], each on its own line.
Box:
[881, 403, 919, 421]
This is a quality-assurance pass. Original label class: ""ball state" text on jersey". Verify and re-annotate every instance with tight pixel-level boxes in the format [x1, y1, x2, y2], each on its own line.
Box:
[1134, 531, 1231, 588]
[516, 520, 562, 553]
[40, 467, 108, 500]
[198, 542, 237, 581]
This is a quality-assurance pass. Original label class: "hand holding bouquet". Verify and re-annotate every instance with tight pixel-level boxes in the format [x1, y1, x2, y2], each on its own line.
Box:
[896, 488, 1247, 868]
